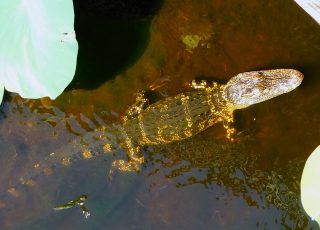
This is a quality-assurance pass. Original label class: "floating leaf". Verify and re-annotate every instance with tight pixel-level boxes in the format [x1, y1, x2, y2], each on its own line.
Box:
[294, 0, 320, 24]
[0, 0, 78, 102]
[301, 145, 320, 225]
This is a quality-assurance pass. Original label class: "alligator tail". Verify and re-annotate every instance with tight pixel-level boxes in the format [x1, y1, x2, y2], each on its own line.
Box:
[0, 125, 119, 211]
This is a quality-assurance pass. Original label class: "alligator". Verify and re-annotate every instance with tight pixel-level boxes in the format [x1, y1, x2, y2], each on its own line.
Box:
[113, 68, 303, 171]
[0, 69, 303, 212]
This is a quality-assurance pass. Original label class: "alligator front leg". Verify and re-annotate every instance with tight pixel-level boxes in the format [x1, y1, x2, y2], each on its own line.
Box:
[222, 112, 237, 141]
[111, 147, 144, 171]
[189, 80, 219, 90]
[190, 80, 208, 89]
[109, 146, 144, 178]
[120, 91, 148, 168]
[122, 91, 149, 122]
[190, 80, 237, 141]
[109, 122, 144, 177]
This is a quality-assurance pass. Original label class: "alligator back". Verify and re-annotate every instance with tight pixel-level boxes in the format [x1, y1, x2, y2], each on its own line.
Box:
[123, 88, 228, 145]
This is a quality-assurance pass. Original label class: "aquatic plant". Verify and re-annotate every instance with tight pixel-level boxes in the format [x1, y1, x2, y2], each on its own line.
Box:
[294, 0, 320, 24]
[0, 0, 78, 103]
[301, 145, 320, 225]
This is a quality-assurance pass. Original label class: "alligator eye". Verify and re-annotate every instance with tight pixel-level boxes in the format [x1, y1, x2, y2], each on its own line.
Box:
[245, 88, 253, 94]
[243, 87, 262, 97]
[242, 88, 253, 96]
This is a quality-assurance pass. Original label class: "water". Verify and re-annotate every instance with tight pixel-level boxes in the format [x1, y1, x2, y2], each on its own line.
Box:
[1, 0, 320, 229]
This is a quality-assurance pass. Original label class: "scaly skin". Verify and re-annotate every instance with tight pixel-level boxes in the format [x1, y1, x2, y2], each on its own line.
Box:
[115, 69, 303, 170]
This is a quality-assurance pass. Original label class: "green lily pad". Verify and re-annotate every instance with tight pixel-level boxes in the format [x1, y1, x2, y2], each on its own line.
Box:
[301, 145, 320, 224]
[0, 0, 78, 102]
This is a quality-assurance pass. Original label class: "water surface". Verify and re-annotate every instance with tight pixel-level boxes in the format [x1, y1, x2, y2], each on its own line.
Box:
[0, 0, 320, 229]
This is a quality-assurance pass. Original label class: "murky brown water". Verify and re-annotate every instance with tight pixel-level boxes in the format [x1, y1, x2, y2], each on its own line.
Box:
[1, 0, 320, 229]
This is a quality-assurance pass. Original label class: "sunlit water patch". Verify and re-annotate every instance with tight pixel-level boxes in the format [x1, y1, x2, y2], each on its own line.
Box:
[142, 136, 317, 229]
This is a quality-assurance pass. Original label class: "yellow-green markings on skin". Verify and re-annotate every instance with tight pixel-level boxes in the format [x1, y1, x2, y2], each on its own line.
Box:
[180, 94, 193, 138]
[180, 94, 193, 128]
[155, 104, 170, 143]
[119, 124, 136, 157]
[111, 124, 143, 172]
[138, 113, 152, 145]
[205, 86, 216, 113]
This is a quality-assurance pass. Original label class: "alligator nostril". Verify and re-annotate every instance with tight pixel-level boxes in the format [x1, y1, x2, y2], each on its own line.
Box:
[290, 70, 304, 87]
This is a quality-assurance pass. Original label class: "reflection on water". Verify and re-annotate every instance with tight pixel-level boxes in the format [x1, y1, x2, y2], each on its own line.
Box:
[146, 135, 315, 228]
[0, 96, 139, 229]
[0, 0, 320, 229]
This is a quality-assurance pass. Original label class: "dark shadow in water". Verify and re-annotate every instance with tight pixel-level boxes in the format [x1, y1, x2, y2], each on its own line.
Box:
[68, 0, 164, 90]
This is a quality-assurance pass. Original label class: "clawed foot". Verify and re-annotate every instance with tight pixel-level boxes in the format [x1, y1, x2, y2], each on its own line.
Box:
[122, 91, 149, 122]
[188, 79, 219, 90]
[189, 80, 208, 90]
[222, 114, 238, 142]
[224, 126, 236, 142]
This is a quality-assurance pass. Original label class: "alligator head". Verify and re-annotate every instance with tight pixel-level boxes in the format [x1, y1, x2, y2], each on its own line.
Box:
[222, 69, 303, 110]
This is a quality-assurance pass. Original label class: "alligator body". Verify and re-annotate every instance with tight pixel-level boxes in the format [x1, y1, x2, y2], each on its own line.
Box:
[116, 69, 303, 170]
[123, 69, 303, 145]
[0, 69, 303, 210]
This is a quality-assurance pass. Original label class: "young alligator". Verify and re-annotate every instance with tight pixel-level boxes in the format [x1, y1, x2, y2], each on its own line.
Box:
[0, 69, 303, 211]
[113, 68, 303, 171]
